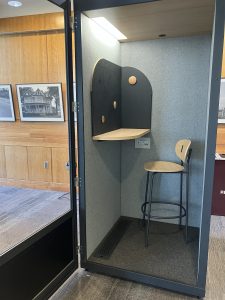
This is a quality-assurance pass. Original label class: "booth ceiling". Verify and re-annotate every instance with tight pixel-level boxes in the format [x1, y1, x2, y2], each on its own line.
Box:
[85, 0, 214, 42]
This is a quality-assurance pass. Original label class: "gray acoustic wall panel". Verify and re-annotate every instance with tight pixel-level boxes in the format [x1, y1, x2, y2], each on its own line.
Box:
[81, 14, 121, 257]
[120, 35, 212, 228]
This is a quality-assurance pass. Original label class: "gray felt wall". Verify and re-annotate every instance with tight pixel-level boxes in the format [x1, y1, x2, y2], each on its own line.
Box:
[120, 35, 212, 228]
[81, 14, 121, 258]
[82, 12, 212, 255]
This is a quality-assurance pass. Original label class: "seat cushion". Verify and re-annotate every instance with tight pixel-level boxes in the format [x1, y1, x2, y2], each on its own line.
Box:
[144, 161, 184, 173]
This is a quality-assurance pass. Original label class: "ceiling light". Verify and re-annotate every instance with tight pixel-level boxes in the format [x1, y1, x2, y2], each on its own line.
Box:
[8, 1, 23, 7]
[92, 17, 127, 41]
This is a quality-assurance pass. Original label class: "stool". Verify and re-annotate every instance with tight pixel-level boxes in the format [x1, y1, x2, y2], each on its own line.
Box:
[142, 139, 192, 247]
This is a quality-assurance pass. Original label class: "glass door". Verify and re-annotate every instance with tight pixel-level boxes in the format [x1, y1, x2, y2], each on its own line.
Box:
[0, 1, 77, 299]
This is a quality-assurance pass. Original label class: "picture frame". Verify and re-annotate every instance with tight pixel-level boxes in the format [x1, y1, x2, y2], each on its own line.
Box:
[16, 83, 64, 122]
[0, 84, 15, 122]
[218, 78, 225, 124]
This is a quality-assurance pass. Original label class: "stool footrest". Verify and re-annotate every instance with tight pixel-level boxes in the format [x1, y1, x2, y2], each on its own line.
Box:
[141, 201, 186, 220]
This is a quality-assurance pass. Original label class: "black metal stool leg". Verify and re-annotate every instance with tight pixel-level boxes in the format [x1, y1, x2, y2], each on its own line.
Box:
[145, 172, 155, 247]
[185, 166, 190, 243]
[179, 172, 183, 229]
[142, 171, 150, 226]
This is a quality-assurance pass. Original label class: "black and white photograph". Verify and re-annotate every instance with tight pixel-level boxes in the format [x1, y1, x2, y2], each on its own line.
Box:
[17, 83, 64, 122]
[0, 84, 15, 122]
[219, 79, 225, 124]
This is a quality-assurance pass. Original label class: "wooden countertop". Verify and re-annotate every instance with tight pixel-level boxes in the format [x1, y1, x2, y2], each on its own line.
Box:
[93, 128, 150, 141]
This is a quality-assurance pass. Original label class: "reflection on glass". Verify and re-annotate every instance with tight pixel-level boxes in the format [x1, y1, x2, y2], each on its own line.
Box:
[0, 1, 72, 255]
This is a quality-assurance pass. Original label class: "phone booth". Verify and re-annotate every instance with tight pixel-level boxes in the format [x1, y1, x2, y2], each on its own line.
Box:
[74, 0, 225, 298]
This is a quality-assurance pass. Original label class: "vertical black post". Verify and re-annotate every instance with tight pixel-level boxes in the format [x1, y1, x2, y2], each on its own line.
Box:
[63, 0, 77, 259]
[197, 0, 225, 289]
[179, 172, 183, 229]
[74, 8, 87, 265]
[143, 171, 150, 226]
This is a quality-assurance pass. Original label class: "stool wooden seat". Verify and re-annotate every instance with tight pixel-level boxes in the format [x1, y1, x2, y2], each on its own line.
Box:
[144, 161, 184, 173]
[142, 139, 192, 247]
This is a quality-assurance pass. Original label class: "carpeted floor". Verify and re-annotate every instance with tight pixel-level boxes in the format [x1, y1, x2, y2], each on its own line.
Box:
[0, 186, 70, 255]
[90, 219, 199, 285]
[50, 216, 225, 300]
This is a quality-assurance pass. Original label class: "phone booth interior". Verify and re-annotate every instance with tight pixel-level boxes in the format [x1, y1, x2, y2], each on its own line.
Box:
[75, 0, 225, 297]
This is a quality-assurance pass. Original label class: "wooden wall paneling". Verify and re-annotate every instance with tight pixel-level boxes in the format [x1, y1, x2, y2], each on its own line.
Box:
[52, 148, 70, 184]
[27, 147, 52, 182]
[0, 179, 69, 192]
[0, 34, 22, 120]
[216, 125, 225, 154]
[47, 32, 68, 120]
[0, 13, 64, 34]
[0, 123, 69, 148]
[5, 145, 28, 180]
[221, 34, 225, 78]
[0, 13, 73, 191]
[20, 33, 49, 83]
[0, 145, 6, 178]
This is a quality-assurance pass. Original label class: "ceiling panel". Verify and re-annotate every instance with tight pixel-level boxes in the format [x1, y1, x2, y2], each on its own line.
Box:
[85, 0, 215, 42]
[0, 0, 62, 18]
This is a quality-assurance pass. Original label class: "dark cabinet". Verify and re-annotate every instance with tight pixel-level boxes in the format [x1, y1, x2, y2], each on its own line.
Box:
[212, 160, 225, 216]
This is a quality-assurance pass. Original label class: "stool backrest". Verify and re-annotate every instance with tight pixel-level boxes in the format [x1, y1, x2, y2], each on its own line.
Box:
[175, 139, 191, 163]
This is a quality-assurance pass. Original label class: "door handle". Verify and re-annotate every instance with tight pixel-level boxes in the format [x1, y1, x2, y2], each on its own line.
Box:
[43, 161, 49, 169]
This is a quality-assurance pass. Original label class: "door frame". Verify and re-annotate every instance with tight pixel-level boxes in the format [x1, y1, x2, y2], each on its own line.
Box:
[0, 1, 78, 299]
[74, 0, 225, 298]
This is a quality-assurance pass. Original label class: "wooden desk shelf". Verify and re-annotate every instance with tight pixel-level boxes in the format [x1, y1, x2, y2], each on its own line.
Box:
[93, 128, 150, 141]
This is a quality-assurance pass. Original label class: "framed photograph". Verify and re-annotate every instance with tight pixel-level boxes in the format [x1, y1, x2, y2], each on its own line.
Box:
[0, 84, 15, 122]
[219, 79, 225, 124]
[17, 83, 64, 122]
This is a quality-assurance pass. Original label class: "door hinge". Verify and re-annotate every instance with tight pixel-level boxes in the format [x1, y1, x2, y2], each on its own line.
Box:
[70, 16, 74, 30]
[72, 101, 76, 112]
[76, 245, 84, 255]
[75, 177, 80, 188]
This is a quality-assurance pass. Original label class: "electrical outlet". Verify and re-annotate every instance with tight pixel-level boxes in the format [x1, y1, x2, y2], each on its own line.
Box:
[135, 137, 150, 149]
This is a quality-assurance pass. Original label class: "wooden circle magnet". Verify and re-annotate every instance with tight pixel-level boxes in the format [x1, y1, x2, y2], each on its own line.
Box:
[128, 76, 137, 85]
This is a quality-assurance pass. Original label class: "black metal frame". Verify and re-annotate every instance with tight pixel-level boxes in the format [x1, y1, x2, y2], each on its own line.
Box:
[74, 0, 225, 298]
[142, 149, 192, 247]
[0, 1, 78, 299]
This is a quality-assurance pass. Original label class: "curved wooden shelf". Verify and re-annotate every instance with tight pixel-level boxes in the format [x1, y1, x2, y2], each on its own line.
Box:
[93, 128, 150, 141]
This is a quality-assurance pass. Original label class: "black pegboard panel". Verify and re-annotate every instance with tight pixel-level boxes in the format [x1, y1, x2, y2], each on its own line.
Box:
[91, 59, 152, 136]
[91, 59, 121, 136]
[121, 67, 152, 129]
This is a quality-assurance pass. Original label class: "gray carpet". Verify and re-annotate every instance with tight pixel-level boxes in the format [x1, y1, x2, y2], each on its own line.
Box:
[50, 216, 225, 300]
[0, 186, 70, 255]
[90, 220, 199, 285]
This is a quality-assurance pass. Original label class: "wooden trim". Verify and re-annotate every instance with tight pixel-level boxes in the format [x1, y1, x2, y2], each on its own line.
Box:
[0, 178, 69, 192]
[216, 124, 225, 154]
[0, 13, 64, 34]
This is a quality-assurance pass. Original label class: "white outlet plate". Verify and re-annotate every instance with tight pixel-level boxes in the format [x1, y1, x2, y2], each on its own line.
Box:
[135, 137, 151, 149]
